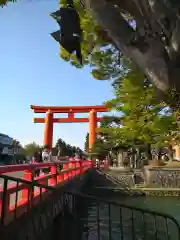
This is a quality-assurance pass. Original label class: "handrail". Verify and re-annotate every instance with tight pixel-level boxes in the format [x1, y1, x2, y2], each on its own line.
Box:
[0, 160, 93, 174]
[66, 191, 180, 239]
[68, 190, 179, 223]
[0, 160, 68, 174]
[0, 174, 54, 191]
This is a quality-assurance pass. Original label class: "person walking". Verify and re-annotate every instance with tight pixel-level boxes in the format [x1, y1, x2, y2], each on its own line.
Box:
[31, 154, 39, 177]
[42, 147, 50, 174]
[42, 148, 50, 162]
[95, 158, 100, 168]
[35, 151, 43, 177]
[31, 155, 36, 164]
[57, 147, 61, 161]
[32, 152, 42, 177]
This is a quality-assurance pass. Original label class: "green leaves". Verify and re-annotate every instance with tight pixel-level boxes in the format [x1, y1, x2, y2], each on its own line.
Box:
[22, 142, 41, 157]
[88, 65, 179, 157]
[111, 67, 179, 148]
[0, 0, 15, 7]
[58, 0, 129, 82]
[56, 138, 83, 156]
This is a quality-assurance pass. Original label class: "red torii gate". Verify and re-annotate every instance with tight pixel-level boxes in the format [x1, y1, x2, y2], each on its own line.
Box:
[30, 105, 108, 150]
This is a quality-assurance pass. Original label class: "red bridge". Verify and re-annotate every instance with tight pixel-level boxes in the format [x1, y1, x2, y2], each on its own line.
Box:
[0, 159, 94, 224]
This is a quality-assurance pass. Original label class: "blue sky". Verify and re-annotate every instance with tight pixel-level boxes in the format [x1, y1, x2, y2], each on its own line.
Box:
[0, 1, 113, 149]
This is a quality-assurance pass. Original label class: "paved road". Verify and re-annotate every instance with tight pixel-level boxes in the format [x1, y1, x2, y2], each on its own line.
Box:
[0, 171, 26, 206]
[0, 171, 24, 186]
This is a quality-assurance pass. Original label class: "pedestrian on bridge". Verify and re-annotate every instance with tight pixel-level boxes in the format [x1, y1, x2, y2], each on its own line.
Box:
[32, 152, 42, 177]
[56, 147, 61, 161]
[42, 147, 51, 174]
[42, 148, 50, 162]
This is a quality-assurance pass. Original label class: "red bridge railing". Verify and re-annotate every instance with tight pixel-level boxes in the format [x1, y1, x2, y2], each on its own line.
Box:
[0, 158, 93, 224]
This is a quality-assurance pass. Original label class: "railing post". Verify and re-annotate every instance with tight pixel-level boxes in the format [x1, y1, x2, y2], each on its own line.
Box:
[22, 170, 33, 202]
[79, 160, 83, 174]
[68, 161, 73, 179]
[4, 194, 10, 220]
[57, 172, 63, 183]
[56, 163, 62, 183]
[50, 165, 57, 186]
[0, 179, 10, 225]
[104, 159, 109, 169]
[2, 184, 10, 221]
[90, 160, 93, 168]
[71, 158, 76, 177]
[63, 163, 69, 180]
[72, 162, 75, 176]
[75, 162, 79, 175]
[87, 160, 90, 168]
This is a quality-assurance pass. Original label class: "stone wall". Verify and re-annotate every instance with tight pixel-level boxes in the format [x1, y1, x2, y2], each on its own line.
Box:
[109, 167, 180, 189]
[108, 169, 145, 188]
[88, 169, 139, 197]
[111, 173, 135, 188]
[144, 167, 180, 188]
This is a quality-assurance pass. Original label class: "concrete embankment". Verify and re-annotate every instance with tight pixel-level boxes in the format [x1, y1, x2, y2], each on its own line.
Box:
[132, 187, 180, 197]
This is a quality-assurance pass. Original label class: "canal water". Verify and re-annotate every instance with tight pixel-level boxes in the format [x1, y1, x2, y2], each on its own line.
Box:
[115, 195, 180, 222]
[81, 196, 180, 240]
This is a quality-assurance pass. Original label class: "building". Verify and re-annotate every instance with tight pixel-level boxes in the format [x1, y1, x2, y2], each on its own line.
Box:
[0, 133, 21, 164]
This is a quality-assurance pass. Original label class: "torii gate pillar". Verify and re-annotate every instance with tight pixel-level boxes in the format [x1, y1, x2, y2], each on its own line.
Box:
[44, 110, 53, 150]
[89, 110, 97, 151]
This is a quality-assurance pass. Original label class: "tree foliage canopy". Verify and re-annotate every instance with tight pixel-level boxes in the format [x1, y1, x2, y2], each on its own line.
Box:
[84, 66, 179, 159]
[22, 142, 41, 157]
[21, 138, 84, 158]
[55, 138, 83, 157]
[107, 67, 178, 148]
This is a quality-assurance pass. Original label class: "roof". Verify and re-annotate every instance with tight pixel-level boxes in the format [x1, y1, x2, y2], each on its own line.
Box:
[0, 133, 13, 146]
[0, 133, 10, 137]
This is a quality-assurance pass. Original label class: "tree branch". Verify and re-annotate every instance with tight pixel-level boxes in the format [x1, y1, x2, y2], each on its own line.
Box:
[169, 18, 180, 62]
[147, 0, 180, 61]
[86, 0, 171, 93]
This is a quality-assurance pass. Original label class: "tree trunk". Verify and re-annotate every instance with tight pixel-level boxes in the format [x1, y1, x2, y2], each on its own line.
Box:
[168, 145, 174, 162]
[158, 151, 162, 161]
[156, 148, 163, 166]
[86, 0, 180, 107]
[135, 148, 140, 168]
[145, 144, 152, 161]
[117, 151, 124, 167]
